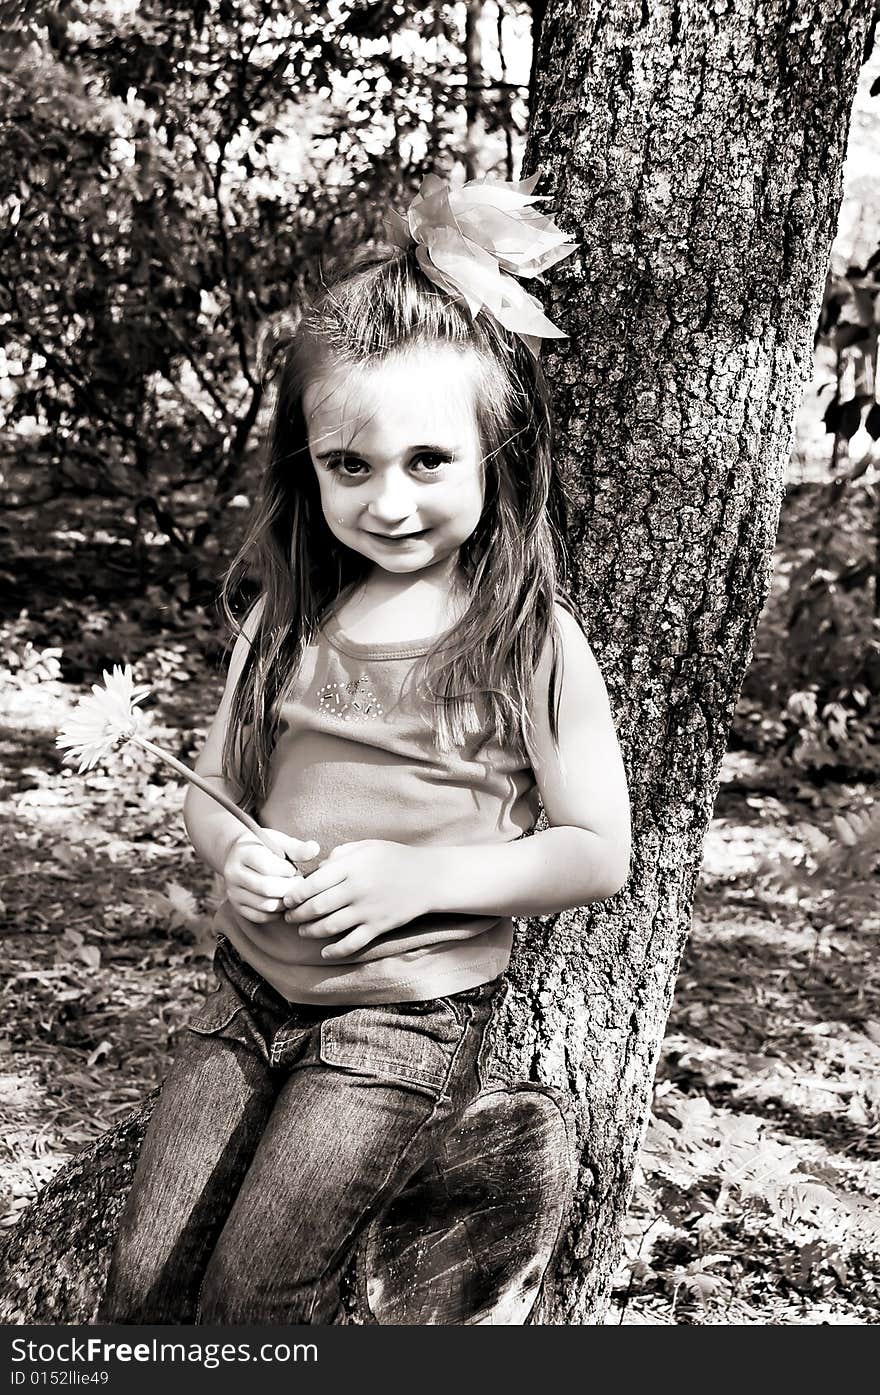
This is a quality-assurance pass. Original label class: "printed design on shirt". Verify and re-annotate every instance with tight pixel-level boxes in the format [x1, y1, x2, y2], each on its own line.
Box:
[317, 675, 384, 722]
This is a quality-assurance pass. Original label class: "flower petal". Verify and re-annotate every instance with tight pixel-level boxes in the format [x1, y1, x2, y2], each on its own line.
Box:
[415, 243, 470, 307]
[403, 169, 575, 354]
[384, 208, 411, 249]
[408, 178, 460, 242]
[418, 228, 506, 320]
[452, 174, 545, 212]
[452, 202, 576, 279]
[492, 275, 568, 343]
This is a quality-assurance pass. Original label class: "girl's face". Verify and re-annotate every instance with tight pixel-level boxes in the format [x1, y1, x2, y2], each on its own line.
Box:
[303, 345, 486, 583]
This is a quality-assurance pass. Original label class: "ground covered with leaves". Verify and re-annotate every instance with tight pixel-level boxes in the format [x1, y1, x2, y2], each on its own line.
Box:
[0, 492, 878, 1326]
[610, 769, 880, 1325]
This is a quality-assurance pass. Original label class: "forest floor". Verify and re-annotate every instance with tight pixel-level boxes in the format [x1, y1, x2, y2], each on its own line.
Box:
[0, 481, 878, 1326]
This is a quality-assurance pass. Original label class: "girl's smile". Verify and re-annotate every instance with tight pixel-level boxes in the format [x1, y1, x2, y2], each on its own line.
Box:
[304, 346, 486, 582]
[368, 528, 430, 543]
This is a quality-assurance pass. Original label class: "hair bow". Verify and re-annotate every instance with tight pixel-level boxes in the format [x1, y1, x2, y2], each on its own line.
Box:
[387, 171, 577, 358]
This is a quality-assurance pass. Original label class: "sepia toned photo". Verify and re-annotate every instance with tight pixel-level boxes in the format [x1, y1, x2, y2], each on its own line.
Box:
[1, 0, 878, 1339]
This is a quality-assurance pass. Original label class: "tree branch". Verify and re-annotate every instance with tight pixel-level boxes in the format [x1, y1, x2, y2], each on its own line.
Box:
[190, 137, 256, 391]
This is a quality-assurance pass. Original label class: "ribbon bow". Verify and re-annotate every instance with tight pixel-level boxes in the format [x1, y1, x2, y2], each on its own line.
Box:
[387, 171, 576, 358]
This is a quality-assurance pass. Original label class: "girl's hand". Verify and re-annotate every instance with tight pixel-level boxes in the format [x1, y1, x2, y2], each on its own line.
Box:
[222, 829, 320, 924]
[282, 840, 432, 959]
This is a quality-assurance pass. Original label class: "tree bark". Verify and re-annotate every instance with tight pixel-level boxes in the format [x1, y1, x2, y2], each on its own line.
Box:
[0, 0, 872, 1326]
[464, 0, 484, 181]
[517, 0, 872, 1322]
[527, 0, 549, 114]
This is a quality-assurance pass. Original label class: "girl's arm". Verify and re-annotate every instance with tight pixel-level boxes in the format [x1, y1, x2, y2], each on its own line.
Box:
[183, 601, 265, 875]
[426, 603, 631, 918]
[184, 602, 318, 915]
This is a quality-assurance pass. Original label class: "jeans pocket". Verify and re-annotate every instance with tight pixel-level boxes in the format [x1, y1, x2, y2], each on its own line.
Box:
[185, 976, 278, 1067]
[390, 998, 460, 1025]
[186, 981, 244, 1036]
[319, 1004, 463, 1099]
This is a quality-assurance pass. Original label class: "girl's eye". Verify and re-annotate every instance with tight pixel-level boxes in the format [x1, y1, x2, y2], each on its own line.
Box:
[327, 457, 369, 477]
[326, 453, 448, 477]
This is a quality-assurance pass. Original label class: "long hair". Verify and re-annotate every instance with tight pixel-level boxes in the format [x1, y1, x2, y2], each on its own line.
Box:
[221, 244, 581, 815]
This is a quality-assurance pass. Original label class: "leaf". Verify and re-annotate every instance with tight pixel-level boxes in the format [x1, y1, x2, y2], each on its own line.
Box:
[59, 1128, 98, 1145]
[86, 1040, 113, 1066]
[845, 1093, 870, 1126]
[672, 1268, 729, 1308]
[832, 813, 858, 847]
[773, 1181, 847, 1225]
[837, 398, 864, 440]
[163, 881, 199, 928]
[76, 943, 101, 970]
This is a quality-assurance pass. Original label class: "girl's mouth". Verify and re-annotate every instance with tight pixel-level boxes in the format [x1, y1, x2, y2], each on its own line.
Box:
[368, 529, 429, 544]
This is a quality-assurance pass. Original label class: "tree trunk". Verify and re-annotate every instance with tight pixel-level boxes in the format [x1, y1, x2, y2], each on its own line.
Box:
[518, 0, 872, 1322]
[527, 0, 548, 114]
[0, 0, 872, 1326]
[464, 0, 484, 181]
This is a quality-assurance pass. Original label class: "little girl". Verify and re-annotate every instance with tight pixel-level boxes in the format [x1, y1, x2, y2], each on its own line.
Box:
[99, 174, 631, 1326]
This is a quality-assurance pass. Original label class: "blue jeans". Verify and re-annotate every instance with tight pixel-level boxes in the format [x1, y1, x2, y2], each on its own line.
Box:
[100, 935, 503, 1325]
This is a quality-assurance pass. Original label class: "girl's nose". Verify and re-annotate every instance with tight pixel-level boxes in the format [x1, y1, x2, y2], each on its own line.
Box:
[366, 473, 415, 524]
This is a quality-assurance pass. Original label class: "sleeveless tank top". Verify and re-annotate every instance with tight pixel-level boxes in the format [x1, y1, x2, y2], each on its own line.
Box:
[212, 612, 541, 1004]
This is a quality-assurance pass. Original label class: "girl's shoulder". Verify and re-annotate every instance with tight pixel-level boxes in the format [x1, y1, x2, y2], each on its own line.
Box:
[219, 595, 267, 686]
[551, 594, 589, 640]
[240, 594, 267, 638]
[532, 597, 606, 710]
[548, 594, 592, 663]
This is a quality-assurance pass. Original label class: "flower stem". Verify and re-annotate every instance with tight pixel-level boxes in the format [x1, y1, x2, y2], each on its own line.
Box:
[131, 735, 290, 861]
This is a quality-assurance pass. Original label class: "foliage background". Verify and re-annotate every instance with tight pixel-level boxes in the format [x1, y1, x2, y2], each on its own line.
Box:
[1, 1, 879, 1324]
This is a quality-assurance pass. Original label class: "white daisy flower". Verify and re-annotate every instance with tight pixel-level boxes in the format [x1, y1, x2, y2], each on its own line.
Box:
[56, 664, 152, 773]
[55, 663, 295, 865]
